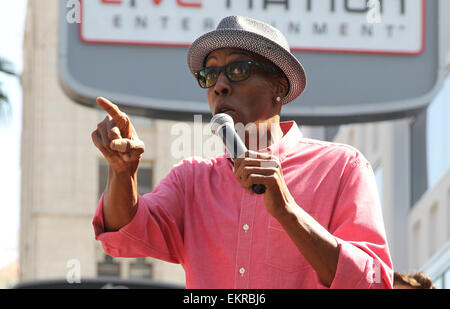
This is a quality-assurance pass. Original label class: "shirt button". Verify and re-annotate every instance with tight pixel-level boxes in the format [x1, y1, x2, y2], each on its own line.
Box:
[239, 267, 246, 276]
[243, 224, 249, 231]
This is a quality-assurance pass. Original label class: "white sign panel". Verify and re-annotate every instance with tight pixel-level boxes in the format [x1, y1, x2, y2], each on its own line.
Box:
[81, 0, 425, 55]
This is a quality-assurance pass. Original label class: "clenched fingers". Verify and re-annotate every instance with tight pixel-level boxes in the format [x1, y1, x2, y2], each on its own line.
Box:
[233, 151, 281, 194]
[96, 118, 113, 153]
[92, 116, 144, 161]
[91, 129, 114, 158]
[239, 166, 280, 194]
[234, 151, 279, 178]
[110, 138, 145, 154]
[107, 117, 122, 141]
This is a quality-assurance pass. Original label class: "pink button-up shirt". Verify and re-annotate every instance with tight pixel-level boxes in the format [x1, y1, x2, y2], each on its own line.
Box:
[93, 121, 393, 289]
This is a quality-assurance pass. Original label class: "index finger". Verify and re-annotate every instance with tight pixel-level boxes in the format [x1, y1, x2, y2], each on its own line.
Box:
[96, 97, 125, 124]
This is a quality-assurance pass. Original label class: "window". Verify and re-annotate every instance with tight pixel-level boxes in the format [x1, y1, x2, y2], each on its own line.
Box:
[136, 164, 153, 195]
[411, 74, 450, 206]
[433, 276, 443, 289]
[410, 110, 427, 206]
[98, 162, 108, 199]
[429, 204, 439, 256]
[371, 123, 379, 152]
[448, 188, 450, 240]
[348, 128, 355, 147]
[97, 255, 120, 278]
[325, 125, 340, 142]
[98, 161, 153, 198]
[426, 76, 450, 188]
[444, 267, 450, 289]
[413, 221, 421, 269]
[374, 164, 383, 210]
[96, 162, 154, 279]
[129, 258, 153, 279]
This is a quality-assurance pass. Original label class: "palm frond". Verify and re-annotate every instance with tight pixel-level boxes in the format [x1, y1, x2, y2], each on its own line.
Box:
[0, 87, 12, 125]
[0, 90, 7, 102]
[0, 57, 17, 76]
[0, 57, 14, 123]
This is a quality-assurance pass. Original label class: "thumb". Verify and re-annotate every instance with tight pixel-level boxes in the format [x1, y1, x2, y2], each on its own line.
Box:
[110, 138, 145, 153]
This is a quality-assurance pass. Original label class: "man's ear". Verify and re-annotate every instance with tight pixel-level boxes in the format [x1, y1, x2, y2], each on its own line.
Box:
[273, 77, 289, 102]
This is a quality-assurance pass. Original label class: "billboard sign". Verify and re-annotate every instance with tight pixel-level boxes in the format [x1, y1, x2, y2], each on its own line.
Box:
[59, 0, 447, 124]
[81, 0, 424, 55]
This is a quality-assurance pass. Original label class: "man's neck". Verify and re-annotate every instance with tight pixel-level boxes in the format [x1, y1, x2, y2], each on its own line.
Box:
[244, 117, 283, 151]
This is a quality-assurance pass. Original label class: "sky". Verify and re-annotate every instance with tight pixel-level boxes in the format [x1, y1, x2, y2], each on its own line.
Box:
[0, 0, 28, 270]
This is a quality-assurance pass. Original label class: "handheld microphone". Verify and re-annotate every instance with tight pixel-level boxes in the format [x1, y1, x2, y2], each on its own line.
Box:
[210, 113, 266, 194]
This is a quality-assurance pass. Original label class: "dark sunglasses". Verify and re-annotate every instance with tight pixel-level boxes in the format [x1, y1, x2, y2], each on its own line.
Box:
[194, 60, 280, 89]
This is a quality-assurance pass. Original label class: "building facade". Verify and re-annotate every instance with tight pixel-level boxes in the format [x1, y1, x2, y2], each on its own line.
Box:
[302, 72, 450, 287]
[20, 0, 187, 285]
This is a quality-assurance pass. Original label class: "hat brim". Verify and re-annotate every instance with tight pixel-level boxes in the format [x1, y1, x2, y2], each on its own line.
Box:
[187, 29, 307, 105]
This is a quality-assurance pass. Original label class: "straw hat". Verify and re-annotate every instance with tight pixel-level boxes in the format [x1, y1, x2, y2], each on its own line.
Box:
[187, 15, 307, 104]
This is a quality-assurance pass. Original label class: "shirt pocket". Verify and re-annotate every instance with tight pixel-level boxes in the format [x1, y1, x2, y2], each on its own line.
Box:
[265, 216, 311, 273]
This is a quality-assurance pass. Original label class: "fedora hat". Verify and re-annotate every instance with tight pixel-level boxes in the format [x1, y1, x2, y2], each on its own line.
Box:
[187, 15, 307, 104]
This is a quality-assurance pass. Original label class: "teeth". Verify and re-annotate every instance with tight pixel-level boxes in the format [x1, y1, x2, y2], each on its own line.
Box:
[217, 107, 233, 114]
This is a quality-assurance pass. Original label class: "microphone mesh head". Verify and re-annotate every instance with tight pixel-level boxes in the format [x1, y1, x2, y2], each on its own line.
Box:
[210, 113, 234, 134]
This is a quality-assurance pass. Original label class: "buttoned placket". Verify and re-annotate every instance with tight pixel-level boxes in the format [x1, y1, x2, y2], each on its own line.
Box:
[234, 190, 258, 289]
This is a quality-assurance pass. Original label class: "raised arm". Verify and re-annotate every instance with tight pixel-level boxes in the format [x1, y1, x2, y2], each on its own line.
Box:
[91, 97, 145, 231]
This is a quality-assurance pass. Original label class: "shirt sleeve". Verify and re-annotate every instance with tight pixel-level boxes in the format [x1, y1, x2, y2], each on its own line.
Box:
[92, 160, 188, 265]
[326, 154, 394, 289]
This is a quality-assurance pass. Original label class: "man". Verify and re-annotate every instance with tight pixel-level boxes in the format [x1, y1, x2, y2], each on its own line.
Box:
[92, 16, 393, 288]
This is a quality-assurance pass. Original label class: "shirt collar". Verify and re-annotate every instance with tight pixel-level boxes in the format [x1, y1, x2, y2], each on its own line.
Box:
[259, 121, 303, 160]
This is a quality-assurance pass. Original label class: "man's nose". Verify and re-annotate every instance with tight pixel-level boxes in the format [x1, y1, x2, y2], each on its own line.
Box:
[213, 71, 232, 96]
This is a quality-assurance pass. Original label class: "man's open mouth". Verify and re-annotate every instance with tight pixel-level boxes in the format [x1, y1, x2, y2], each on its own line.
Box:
[215, 107, 235, 115]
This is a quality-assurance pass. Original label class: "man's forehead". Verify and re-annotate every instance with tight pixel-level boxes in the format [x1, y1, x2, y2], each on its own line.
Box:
[204, 48, 271, 67]
[206, 48, 252, 60]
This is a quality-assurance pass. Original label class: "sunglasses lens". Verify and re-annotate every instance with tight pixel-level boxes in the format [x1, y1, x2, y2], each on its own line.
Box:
[197, 68, 219, 88]
[196, 62, 252, 88]
[226, 62, 250, 81]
